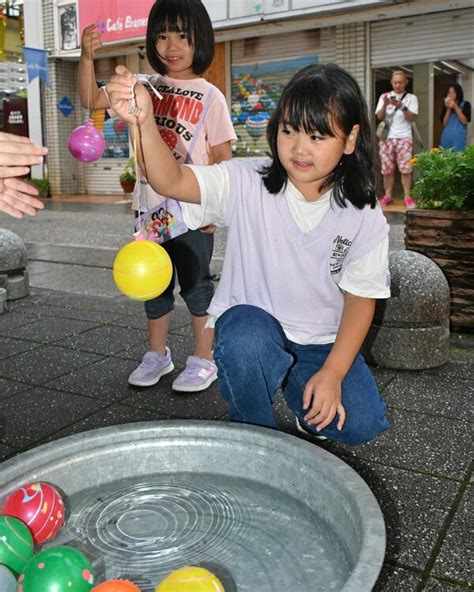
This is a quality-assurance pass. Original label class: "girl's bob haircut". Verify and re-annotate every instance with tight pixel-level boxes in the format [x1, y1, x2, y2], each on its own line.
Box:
[261, 63, 378, 209]
[146, 0, 214, 76]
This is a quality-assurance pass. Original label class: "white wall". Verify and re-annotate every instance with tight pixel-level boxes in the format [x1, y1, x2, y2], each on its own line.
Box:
[24, 0, 44, 179]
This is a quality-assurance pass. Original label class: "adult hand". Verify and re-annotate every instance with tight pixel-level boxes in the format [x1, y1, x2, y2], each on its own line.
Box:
[0, 132, 48, 178]
[0, 177, 44, 218]
[302, 367, 346, 432]
[106, 66, 153, 125]
[81, 24, 102, 60]
[445, 97, 455, 109]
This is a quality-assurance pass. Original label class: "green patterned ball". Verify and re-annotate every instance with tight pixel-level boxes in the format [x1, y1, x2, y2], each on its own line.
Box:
[0, 515, 34, 575]
[18, 545, 95, 592]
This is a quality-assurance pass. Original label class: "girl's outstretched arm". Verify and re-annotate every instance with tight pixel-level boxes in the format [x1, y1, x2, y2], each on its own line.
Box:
[302, 293, 376, 432]
[106, 66, 201, 204]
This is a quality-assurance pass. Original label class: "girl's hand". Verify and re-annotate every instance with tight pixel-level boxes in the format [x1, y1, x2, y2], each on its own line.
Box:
[200, 224, 216, 234]
[106, 66, 153, 125]
[81, 24, 102, 60]
[302, 368, 346, 432]
[0, 177, 44, 218]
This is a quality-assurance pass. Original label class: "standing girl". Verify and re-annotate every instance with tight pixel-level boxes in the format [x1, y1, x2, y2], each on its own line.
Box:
[79, 0, 236, 392]
[107, 63, 390, 446]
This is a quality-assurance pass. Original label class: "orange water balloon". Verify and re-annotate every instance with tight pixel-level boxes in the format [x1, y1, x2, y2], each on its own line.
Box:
[92, 579, 142, 591]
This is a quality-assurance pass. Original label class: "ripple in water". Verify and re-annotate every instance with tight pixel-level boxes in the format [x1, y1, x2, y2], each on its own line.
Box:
[55, 473, 349, 591]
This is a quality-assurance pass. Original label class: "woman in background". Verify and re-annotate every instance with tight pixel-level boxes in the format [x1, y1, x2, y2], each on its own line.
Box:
[440, 83, 471, 151]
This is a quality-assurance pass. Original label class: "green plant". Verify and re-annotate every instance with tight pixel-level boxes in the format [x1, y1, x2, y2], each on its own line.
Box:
[411, 145, 474, 210]
[25, 178, 50, 198]
[119, 156, 136, 184]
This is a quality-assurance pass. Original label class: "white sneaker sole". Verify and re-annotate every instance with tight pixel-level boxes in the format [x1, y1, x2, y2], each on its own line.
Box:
[295, 418, 328, 441]
[128, 362, 175, 387]
[172, 372, 218, 393]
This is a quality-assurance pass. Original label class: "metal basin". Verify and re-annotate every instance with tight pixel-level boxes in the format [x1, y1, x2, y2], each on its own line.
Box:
[0, 421, 385, 591]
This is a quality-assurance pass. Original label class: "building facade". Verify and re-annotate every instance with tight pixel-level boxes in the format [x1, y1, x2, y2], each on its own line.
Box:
[27, 0, 473, 195]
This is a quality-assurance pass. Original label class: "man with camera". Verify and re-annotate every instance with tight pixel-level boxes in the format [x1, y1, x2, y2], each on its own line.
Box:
[375, 70, 419, 209]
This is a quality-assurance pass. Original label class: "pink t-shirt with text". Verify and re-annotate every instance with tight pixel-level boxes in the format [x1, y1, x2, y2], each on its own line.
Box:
[134, 73, 236, 210]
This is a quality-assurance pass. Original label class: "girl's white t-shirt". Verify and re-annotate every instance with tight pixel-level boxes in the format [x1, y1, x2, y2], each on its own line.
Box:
[182, 162, 390, 344]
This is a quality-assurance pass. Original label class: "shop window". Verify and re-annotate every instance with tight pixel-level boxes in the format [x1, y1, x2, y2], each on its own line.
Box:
[231, 54, 319, 157]
[59, 4, 79, 51]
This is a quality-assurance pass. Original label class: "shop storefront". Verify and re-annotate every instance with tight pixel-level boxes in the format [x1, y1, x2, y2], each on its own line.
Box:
[230, 28, 336, 157]
[370, 7, 474, 147]
[41, 0, 473, 195]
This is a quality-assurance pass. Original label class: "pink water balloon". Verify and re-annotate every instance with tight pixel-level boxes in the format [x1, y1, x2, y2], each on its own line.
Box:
[68, 119, 105, 162]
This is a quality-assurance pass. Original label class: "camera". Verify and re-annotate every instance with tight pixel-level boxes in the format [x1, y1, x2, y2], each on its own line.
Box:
[389, 93, 397, 101]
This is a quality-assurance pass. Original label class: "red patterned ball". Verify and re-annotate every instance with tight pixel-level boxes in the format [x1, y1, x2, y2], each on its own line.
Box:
[1, 482, 65, 544]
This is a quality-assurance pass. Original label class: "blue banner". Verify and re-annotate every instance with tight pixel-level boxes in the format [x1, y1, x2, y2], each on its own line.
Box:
[23, 47, 49, 86]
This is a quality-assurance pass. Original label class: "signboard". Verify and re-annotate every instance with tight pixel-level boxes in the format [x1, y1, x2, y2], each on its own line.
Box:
[3, 97, 29, 137]
[60, 4, 79, 50]
[78, 0, 153, 43]
[76, 0, 391, 45]
[58, 96, 74, 118]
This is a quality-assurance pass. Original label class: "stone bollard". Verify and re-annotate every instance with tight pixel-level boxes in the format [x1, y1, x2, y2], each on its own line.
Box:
[0, 287, 7, 314]
[362, 250, 450, 370]
[0, 229, 30, 300]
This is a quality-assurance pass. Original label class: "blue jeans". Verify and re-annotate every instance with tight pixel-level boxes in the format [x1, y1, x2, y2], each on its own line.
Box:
[214, 305, 388, 446]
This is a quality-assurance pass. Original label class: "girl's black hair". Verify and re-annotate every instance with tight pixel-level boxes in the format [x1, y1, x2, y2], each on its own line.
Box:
[146, 0, 214, 76]
[260, 63, 378, 209]
[447, 82, 464, 103]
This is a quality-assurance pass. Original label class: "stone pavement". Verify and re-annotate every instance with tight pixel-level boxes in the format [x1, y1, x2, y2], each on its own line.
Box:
[0, 198, 472, 591]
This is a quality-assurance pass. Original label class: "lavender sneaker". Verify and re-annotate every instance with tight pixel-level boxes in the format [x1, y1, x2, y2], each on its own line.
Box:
[128, 348, 174, 387]
[172, 356, 218, 393]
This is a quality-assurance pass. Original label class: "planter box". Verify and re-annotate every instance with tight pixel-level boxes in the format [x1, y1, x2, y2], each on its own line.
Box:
[404, 209, 474, 332]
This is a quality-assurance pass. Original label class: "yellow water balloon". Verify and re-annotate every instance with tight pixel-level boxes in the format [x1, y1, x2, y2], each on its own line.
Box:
[113, 238, 172, 301]
[156, 566, 225, 592]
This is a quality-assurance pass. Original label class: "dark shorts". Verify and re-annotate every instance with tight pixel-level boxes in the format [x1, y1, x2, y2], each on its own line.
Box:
[144, 228, 214, 319]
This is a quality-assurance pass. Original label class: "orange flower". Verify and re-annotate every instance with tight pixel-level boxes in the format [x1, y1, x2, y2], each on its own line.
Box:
[409, 157, 418, 166]
[430, 147, 440, 153]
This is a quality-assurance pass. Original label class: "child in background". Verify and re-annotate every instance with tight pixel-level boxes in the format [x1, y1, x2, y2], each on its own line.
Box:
[107, 63, 390, 446]
[78, 0, 236, 392]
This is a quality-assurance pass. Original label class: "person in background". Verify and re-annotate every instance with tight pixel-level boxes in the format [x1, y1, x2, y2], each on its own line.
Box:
[440, 83, 471, 151]
[375, 70, 418, 209]
[0, 132, 48, 218]
[78, 0, 236, 392]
